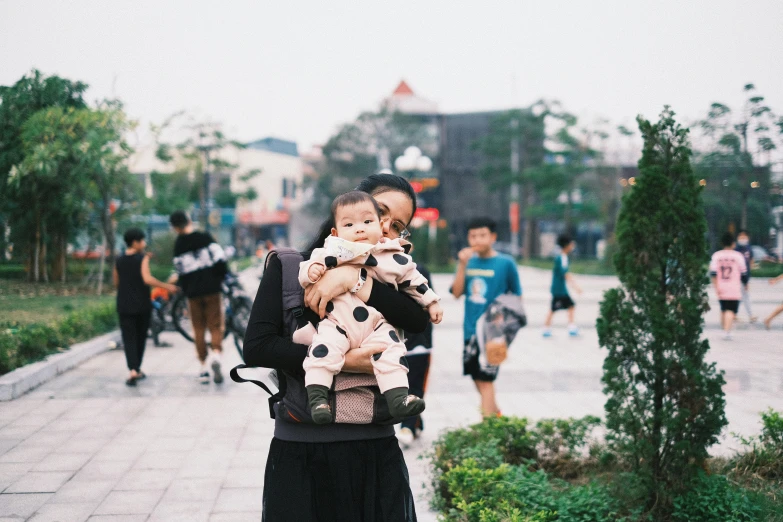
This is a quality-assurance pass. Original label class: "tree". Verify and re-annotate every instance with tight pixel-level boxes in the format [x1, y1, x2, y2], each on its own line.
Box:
[0, 70, 87, 270]
[151, 116, 258, 224]
[307, 107, 431, 217]
[597, 108, 726, 517]
[8, 102, 136, 290]
[695, 84, 781, 241]
[477, 105, 547, 259]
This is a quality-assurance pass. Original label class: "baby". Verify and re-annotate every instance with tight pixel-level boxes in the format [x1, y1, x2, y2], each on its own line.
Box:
[297, 191, 444, 424]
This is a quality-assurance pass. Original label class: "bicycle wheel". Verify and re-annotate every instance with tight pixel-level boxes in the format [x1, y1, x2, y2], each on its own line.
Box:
[171, 294, 195, 342]
[229, 296, 253, 360]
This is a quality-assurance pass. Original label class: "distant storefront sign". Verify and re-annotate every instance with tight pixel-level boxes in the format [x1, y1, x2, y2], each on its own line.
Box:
[414, 208, 440, 222]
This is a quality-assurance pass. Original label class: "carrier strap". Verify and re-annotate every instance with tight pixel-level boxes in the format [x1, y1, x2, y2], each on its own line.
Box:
[230, 364, 281, 419]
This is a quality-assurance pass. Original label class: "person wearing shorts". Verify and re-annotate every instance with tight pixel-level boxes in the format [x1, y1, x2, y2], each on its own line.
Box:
[451, 217, 522, 417]
[709, 232, 747, 340]
[543, 234, 582, 337]
[170, 210, 228, 384]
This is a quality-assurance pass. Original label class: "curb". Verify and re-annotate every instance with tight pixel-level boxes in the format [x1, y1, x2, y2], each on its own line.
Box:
[0, 330, 121, 401]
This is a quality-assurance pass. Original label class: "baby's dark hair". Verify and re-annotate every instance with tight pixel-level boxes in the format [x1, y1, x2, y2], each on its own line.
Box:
[467, 217, 497, 233]
[331, 191, 381, 222]
[721, 232, 735, 247]
[123, 228, 146, 247]
[557, 234, 573, 249]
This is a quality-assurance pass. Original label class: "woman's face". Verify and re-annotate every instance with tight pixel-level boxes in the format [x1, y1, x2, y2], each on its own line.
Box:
[372, 189, 414, 239]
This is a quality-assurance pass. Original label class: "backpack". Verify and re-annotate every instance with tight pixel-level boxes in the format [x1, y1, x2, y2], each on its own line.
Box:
[230, 248, 401, 425]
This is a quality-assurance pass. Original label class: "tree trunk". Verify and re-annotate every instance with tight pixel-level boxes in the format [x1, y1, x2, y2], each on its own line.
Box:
[522, 182, 535, 261]
[33, 216, 41, 283]
[61, 236, 67, 283]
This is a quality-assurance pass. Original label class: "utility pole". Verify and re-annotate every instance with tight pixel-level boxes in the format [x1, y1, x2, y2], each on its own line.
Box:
[201, 147, 211, 232]
[509, 118, 520, 258]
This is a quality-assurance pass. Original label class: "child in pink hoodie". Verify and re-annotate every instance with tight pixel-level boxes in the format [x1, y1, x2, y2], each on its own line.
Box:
[298, 191, 443, 424]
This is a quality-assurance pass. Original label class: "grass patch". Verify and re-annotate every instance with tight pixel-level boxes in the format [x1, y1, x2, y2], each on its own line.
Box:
[520, 257, 617, 276]
[0, 279, 115, 325]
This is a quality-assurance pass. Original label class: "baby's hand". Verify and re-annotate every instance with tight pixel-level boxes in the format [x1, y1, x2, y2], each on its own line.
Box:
[428, 302, 444, 324]
[308, 263, 326, 282]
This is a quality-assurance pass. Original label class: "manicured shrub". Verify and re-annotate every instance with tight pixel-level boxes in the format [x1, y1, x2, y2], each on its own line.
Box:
[671, 473, 760, 522]
[0, 302, 117, 375]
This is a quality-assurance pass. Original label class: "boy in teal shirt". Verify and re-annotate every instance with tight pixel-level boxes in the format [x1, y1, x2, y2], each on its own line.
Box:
[451, 217, 523, 417]
[543, 234, 582, 337]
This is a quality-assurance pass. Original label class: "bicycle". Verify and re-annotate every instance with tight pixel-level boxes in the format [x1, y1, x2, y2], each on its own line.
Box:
[170, 272, 253, 359]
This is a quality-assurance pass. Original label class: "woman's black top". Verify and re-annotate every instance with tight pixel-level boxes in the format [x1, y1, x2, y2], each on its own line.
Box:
[243, 253, 430, 442]
[115, 253, 152, 315]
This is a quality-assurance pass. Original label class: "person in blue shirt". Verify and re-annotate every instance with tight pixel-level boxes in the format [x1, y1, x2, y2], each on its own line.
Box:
[451, 217, 522, 418]
[543, 234, 582, 338]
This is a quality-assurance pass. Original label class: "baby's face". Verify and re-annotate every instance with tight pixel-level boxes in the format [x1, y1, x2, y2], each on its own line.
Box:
[333, 202, 383, 244]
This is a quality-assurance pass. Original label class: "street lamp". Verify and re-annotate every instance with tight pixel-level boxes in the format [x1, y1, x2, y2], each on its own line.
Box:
[394, 146, 432, 177]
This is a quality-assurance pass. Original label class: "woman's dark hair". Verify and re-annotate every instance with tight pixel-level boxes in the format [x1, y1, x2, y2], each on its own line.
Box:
[123, 228, 146, 247]
[304, 174, 417, 254]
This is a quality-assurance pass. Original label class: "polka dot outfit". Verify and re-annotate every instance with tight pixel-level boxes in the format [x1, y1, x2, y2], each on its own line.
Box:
[299, 237, 440, 393]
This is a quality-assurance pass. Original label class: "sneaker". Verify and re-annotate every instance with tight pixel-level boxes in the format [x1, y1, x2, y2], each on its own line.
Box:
[568, 327, 580, 337]
[749, 316, 758, 323]
[198, 371, 210, 384]
[542, 330, 552, 338]
[211, 360, 224, 384]
[722, 332, 733, 341]
[397, 427, 414, 449]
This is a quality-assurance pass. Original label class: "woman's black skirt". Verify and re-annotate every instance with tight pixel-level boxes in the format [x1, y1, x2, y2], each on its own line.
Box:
[262, 436, 418, 522]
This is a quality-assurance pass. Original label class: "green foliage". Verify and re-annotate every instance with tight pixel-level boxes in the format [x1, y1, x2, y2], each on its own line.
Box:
[671, 473, 760, 522]
[305, 107, 432, 217]
[761, 408, 783, 447]
[597, 108, 727, 516]
[694, 84, 782, 247]
[0, 302, 116, 375]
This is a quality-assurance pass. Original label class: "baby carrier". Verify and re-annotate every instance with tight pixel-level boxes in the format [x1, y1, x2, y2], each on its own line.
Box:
[230, 248, 401, 425]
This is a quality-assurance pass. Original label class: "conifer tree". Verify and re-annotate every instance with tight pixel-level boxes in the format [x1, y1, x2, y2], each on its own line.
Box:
[597, 108, 726, 516]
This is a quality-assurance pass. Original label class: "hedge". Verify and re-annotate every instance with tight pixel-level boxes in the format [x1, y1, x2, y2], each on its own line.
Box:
[0, 303, 117, 375]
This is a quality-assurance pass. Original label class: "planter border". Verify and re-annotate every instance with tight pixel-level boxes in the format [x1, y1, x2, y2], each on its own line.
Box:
[0, 330, 120, 401]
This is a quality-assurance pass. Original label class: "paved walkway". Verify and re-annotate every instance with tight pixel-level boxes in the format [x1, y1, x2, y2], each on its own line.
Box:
[1, 267, 782, 521]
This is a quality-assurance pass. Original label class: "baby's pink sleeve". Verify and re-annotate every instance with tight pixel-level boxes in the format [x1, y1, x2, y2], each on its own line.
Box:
[397, 258, 440, 307]
[299, 248, 327, 288]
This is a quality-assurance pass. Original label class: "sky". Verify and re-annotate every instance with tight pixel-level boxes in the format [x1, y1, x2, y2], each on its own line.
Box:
[2, 1, 782, 155]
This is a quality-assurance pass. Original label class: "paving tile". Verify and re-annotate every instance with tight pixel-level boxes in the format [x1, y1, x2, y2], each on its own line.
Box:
[87, 515, 147, 522]
[228, 450, 265, 469]
[149, 500, 212, 522]
[113, 469, 175, 491]
[93, 490, 164, 515]
[0, 445, 51, 463]
[52, 479, 115, 504]
[132, 451, 188, 470]
[223, 468, 263, 489]
[209, 513, 263, 522]
[161, 478, 222, 502]
[5, 471, 73, 493]
[75, 460, 133, 481]
[0, 493, 53, 518]
[28, 501, 99, 522]
[212, 487, 263, 513]
[33, 453, 93, 472]
[56, 437, 112, 455]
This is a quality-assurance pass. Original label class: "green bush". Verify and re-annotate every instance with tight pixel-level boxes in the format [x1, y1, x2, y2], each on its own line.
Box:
[0, 302, 117, 375]
[761, 408, 783, 448]
[671, 473, 760, 522]
[441, 459, 622, 522]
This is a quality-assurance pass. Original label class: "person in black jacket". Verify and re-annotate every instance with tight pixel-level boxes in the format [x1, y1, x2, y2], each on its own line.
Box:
[243, 174, 428, 521]
[113, 228, 178, 386]
[170, 211, 228, 384]
[397, 263, 434, 448]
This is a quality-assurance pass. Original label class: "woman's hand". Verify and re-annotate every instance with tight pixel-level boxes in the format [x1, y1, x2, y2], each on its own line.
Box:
[343, 345, 384, 374]
[305, 265, 357, 318]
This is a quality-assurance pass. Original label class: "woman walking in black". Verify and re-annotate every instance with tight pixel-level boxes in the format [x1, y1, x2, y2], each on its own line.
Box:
[113, 228, 178, 386]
